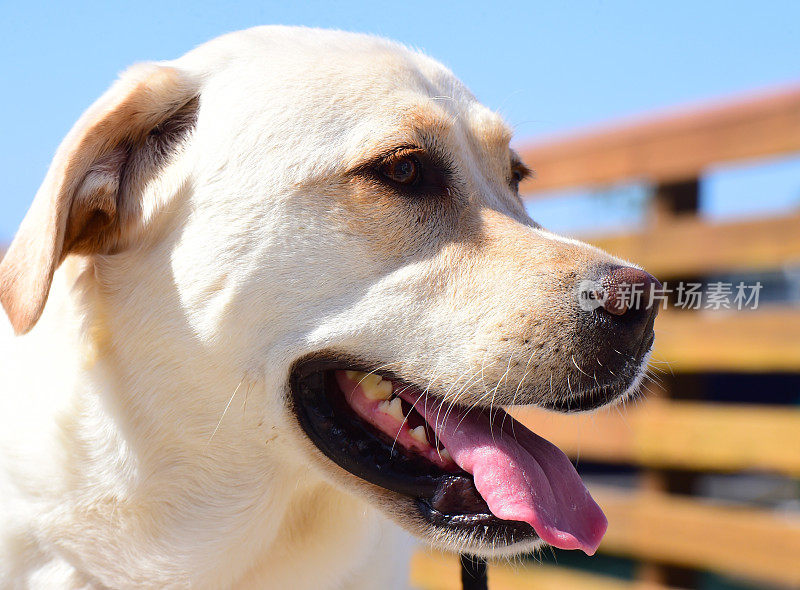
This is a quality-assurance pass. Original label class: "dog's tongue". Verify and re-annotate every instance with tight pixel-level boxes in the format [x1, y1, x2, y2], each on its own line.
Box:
[401, 392, 607, 555]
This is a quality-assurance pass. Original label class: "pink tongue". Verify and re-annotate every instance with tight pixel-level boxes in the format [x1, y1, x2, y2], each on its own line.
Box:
[400, 392, 607, 555]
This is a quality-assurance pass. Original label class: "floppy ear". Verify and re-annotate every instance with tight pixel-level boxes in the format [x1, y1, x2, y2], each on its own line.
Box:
[0, 63, 199, 335]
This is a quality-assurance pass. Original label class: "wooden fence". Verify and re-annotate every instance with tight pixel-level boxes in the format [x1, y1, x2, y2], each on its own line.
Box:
[412, 86, 800, 589]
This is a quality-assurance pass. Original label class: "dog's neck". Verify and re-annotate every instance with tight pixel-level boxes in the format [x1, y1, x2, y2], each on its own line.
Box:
[1, 256, 401, 588]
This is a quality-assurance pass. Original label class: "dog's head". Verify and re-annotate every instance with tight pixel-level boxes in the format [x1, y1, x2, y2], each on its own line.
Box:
[0, 27, 658, 558]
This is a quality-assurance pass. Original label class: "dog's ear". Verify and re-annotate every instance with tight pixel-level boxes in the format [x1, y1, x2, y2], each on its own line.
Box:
[0, 64, 199, 335]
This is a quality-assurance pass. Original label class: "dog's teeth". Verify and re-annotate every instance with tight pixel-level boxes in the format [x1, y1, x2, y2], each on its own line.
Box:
[410, 426, 429, 446]
[439, 448, 452, 462]
[362, 378, 393, 401]
[361, 373, 382, 388]
[379, 397, 405, 422]
[345, 370, 365, 381]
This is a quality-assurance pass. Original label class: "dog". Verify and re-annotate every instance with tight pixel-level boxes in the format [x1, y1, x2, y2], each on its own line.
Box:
[0, 26, 658, 589]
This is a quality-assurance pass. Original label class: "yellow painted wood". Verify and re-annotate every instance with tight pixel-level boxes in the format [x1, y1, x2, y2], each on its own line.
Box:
[517, 85, 800, 193]
[593, 486, 800, 587]
[512, 399, 800, 476]
[588, 213, 800, 277]
[412, 486, 800, 589]
[411, 550, 669, 590]
[652, 308, 800, 372]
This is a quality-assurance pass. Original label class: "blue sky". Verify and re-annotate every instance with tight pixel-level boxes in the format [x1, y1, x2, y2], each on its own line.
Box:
[2, 1, 799, 240]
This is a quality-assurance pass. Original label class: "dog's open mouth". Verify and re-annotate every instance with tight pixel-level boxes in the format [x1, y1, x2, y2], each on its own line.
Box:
[290, 357, 608, 555]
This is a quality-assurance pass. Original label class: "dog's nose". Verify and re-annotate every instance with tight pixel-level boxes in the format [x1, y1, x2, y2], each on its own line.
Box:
[593, 265, 661, 356]
[599, 266, 661, 319]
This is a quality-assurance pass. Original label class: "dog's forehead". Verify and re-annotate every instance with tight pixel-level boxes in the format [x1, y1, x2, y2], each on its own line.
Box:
[343, 98, 512, 165]
[323, 44, 514, 165]
[181, 26, 514, 168]
[323, 57, 515, 177]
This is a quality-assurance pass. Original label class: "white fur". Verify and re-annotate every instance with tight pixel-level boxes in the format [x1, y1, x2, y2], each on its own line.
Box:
[0, 26, 641, 588]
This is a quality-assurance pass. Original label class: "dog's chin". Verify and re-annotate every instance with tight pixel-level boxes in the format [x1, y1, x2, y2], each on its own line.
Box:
[388, 494, 545, 558]
[287, 350, 650, 557]
[541, 340, 653, 414]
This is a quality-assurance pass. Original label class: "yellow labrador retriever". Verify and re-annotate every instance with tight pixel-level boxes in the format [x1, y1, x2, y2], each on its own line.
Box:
[0, 26, 658, 589]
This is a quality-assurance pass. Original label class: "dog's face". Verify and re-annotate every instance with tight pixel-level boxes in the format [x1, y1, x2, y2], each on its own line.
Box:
[0, 27, 657, 559]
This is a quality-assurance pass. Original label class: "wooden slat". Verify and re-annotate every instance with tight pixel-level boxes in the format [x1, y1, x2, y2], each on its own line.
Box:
[512, 399, 800, 476]
[653, 307, 800, 372]
[588, 213, 800, 277]
[593, 486, 800, 587]
[411, 550, 670, 590]
[517, 85, 800, 193]
[412, 489, 800, 589]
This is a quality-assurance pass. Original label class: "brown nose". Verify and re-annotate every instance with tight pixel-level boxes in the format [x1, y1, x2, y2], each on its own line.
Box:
[584, 265, 661, 360]
[599, 266, 662, 320]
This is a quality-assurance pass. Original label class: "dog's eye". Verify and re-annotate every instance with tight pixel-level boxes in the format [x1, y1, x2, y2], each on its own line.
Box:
[380, 154, 421, 186]
[510, 161, 531, 192]
[364, 148, 450, 199]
